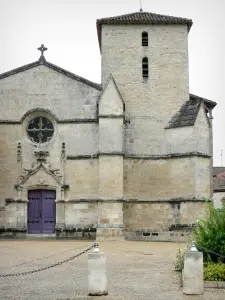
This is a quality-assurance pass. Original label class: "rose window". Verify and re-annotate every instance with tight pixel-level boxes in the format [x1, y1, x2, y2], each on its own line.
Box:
[27, 117, 54, 144]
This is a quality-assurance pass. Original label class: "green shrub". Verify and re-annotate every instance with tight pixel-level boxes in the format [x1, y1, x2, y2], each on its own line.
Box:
[204, 262, 225, 281]
[192, 202, 225, 263]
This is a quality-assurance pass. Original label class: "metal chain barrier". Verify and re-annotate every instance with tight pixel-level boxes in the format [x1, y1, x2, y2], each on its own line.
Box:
[198, 244, 225, 259]
[0, 244, 94, 278]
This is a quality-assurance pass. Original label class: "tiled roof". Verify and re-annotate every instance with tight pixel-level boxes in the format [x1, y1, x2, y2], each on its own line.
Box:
[213, 167, 225, 192]
[97, 11, 193, 29]
[96, 11, 193, 48]
[166, 94, 216, 129]
[0, 59, 101, 91]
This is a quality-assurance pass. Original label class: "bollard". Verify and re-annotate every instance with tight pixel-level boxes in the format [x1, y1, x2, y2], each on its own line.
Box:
[183, 241, 204, 295]
[88, 242, 108, 296]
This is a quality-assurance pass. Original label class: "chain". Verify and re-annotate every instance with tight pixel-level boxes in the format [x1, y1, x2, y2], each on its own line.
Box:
[0, 244, 94, 278]
[198, 245, 225, 259]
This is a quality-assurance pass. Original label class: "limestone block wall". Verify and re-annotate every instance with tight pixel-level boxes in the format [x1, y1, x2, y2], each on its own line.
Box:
[0, 125, 22, 205]
[124, 157, 196, 200]
[64, 202, 97, 228]
[99, 156, 123, 198]
[99, 118, 123, 153]
[195, 157, 211, 198]
[0, 65, 100, 120]
[165, 126, 194, 154]
[65, 159, 99, 200]
[58, 123, 98, 156]
[123, 201, 206, 241]
[97, 202, 124, 240]
[101, 24, 189, 155]
[125, 118, 166, 155]
[193, 104, 210, 154]
[0, 64, 100, 211]
[2, 201, 27, 229]
[166, 104, 210, 155]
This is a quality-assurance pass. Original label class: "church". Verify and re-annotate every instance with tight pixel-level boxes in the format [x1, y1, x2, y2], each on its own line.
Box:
[0, 10, 216, 241]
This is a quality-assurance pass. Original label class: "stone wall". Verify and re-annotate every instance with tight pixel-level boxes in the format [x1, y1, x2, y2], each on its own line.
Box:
[101, 24, 189, 155]
[195, 157, 211, 198]
[124, 157, 197, 200]
[97, 201, 124, 240]
[64, 202, 97, 228]
[99, 156, 123, 198]
[123, 201, 206, 241]
[0, 65, 100, 120]
[165, 104, 211, 155]
[0, 125, 21, 206]
[65, 159, 99, 200]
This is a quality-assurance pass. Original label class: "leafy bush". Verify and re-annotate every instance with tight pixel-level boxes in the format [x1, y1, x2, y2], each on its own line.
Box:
[204, 262, 225, 281]
[192, 202, 225, 263]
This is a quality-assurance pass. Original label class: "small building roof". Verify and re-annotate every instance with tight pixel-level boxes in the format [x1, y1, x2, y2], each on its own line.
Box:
[165, 94, 217, 129]
[96, 11, 193, 49]
[213, 167, 225, 192]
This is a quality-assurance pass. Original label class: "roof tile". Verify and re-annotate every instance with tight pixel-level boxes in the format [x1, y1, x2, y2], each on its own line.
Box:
[213, 167, 225, 192]
[97, 11, 193, 31]
[166, 94, 216, 129]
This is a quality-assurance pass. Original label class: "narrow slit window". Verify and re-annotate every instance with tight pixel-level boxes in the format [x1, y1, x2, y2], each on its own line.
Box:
[142, 57, 148, 78]
[142, 32, 148, 46]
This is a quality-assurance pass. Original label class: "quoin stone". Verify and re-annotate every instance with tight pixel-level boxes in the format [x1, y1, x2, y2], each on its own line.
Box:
[183, 242, 204, 295]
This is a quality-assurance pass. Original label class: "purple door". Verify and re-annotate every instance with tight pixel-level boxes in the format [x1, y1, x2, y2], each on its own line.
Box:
[28, 190, 56, 234]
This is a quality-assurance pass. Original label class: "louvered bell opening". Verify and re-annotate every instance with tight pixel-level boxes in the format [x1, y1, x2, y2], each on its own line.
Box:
[143, 68, 148, 78]
[142, 32, 148, 46]
[142, 57, 148, 78]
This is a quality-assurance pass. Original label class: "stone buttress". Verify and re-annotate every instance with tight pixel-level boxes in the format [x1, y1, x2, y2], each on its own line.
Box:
[97, 75, 124, 240]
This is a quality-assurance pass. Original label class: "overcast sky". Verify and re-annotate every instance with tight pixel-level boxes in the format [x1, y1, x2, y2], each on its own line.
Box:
[0, 0, 224, 166]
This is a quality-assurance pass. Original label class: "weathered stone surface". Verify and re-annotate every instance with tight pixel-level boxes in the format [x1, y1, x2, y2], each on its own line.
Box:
[0, 12, 213, 240]
[123, 201, 205, 234]
[183, 250, 204, 295]
[88, 252, 108, 296]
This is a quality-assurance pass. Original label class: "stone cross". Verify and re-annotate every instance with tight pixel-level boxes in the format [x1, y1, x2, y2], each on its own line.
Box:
[38, 44, 47, 62]
[38, 44, 47, 56]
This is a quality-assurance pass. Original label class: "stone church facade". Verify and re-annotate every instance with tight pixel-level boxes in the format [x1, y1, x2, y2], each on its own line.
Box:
[0, 11, 216, 240]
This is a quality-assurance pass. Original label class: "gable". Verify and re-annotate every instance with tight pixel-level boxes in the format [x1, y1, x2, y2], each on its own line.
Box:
[22, 165, 61, 187]
[0, 63, 101, 121]
[194, 102, 211, 129]
[98, 75, 124, 116]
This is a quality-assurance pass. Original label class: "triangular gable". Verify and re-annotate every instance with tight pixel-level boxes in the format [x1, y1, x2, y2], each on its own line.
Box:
[21, 164, 61, 186]
[0, 60, 101, 91]
[194, 101, 211, 129]
[98, 74, 124, 116]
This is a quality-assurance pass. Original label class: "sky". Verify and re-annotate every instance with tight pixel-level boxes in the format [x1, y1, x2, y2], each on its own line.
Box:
[0, 0, 224, 166]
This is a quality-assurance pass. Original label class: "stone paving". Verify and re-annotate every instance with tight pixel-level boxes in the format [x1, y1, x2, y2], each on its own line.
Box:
[0, 240, 224, 300]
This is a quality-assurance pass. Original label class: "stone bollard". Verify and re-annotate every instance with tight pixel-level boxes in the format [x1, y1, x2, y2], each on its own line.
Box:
[183, 241, 204, 295]
[88, 242, 108, 296]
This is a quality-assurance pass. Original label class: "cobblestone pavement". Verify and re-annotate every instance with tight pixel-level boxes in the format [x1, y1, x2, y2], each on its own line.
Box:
[0, 240, 224, 300]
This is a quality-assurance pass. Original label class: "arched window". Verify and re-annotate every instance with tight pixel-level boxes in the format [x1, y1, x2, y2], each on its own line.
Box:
[142, 32, 148, 46]
[142, 57, 148, 78]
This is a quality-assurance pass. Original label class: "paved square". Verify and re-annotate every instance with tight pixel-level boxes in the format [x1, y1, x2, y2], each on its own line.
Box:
[0, 240, 224, 300]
